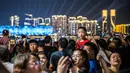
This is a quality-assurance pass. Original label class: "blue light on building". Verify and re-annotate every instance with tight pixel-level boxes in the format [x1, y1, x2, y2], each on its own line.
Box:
[0, 25, 53, 36]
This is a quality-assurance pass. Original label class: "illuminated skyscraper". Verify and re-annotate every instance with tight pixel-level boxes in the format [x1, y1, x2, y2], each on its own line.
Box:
[52, 15, 98, 36]
[76, 16, 89, 33]
[52, 15, 58, 33]
[68, 16, 88, 35]
[52, 15, 67, 35]
[102, 10, 108, 32]
[10, 15, 20, 26]
[10, 16, 14, 26]
[110, 9, 116, 32]
[68, 17, 77, 35]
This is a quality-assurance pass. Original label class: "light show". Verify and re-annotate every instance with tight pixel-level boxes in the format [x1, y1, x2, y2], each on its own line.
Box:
[0, 25, 53, 36]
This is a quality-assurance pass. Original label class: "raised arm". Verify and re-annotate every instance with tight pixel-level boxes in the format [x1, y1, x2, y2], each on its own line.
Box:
[119, 33, 127, 47]
[57, 56, 69, 73]
[97, 55, 110, 73]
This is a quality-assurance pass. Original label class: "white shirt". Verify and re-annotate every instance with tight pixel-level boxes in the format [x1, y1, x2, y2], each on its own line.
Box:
[3, 62, 14, 73]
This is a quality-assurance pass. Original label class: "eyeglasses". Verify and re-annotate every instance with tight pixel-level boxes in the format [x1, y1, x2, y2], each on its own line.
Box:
[29, 61, 44, 66]
[29, 61, 40, 66]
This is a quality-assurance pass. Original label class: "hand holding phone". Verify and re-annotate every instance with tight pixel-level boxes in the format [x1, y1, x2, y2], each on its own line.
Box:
[57, 56, 70, 73]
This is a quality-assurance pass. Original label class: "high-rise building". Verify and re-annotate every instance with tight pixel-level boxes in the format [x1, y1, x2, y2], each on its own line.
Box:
[10, 15, 20, 26]
[110, 9, 116, 33]
[68, 17, 77, 35]
[52, 15, 98, 36]
[62, 15, 67, 35]
[10, 16, 14, 26]
[68, 16, 89, 35]
[102, 10, 108, 32]
[115, 24, 130, 34]
[52, 15, 67, 35]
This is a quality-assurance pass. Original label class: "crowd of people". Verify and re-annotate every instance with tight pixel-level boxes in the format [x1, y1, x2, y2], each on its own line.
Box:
[0, 27, 130, 73]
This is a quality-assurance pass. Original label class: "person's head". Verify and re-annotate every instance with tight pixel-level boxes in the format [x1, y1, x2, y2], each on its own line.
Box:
[112, 37, 122, 48]
[83, 42, 98, 59]
[29, 40, 38, 53]
[68, 39, 76, 51]
[108, 41, 117, 51]
[109, 52, 121, 68]
[58, 38, 68, 49]
[97, 38, 108, 50]
[72, 49, 89, 68]
[78, 27, 87, 39]
[125, 35, 130, 45]
[28, 53, 41, 71]
[53, 41, 58, 48]
[15, 45, 26, 54]
[107, 37, 122, 51]
[2, 30, 9, 36]
[16, 39, 22, 45]
[21, 35, 27, 39]
[44, 36, 52, 46]
[38, 41, 45, 52]
[107, 37, 113, 45]
[38, 51, 48, 69]
[0, 45, 10, 62]
[13, 53, 41, 73]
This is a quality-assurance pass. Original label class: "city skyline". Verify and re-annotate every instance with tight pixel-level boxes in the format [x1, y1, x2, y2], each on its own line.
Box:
[0, 0, 130, 25]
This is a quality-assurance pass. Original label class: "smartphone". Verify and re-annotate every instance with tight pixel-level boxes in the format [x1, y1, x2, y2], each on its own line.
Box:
[62, 48, 74, 68]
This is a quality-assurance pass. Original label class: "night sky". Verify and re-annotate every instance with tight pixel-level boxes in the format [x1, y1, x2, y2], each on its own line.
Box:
[0, 0, 130, 25]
